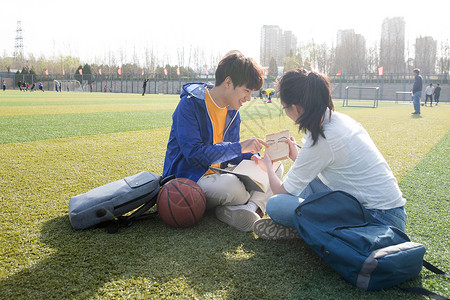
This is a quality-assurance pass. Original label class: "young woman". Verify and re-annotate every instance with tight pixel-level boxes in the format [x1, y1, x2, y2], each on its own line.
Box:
[253, 69, 407, 239]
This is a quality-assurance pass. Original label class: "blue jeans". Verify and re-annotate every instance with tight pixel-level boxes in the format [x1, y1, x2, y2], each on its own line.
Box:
[266, 178, 407, 232]
[413, 91, 422, 113]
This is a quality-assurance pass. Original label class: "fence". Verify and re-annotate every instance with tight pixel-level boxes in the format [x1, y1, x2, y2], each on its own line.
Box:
[1, 72, 215, 94]
[329, 73, 448, 102]
[1, 72, 448, 102]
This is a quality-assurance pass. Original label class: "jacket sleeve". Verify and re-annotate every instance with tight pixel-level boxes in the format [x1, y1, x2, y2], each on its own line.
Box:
[173, 99, 243, 169]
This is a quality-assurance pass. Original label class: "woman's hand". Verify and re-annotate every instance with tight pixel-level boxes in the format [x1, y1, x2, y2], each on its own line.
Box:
[251, 153, 271, 172]
[285, 136, 299, 161]
[255, 153, 273, 173]
[254, 153, 288, 195]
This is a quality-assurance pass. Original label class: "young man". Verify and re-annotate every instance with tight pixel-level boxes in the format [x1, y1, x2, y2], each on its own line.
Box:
[163, 50, 282, 232]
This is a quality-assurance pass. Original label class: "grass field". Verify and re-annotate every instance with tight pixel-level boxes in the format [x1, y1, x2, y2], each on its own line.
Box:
[0, 90, 449, 299]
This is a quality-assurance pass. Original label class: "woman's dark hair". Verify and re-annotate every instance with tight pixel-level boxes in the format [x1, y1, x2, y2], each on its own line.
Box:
[278, 69, 334, 145]
[215, 50, 264, 91]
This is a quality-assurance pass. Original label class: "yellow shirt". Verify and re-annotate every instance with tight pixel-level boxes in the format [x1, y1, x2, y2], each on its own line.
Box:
[204, 89, 228, 174]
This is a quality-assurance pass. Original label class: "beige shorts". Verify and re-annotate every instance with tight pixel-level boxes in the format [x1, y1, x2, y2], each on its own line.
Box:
[197, 163, 284, 213]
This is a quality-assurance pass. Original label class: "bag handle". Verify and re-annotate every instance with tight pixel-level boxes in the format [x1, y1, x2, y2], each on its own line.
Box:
[401, 260, 449, 300]
[296, 190, 377, 226]
[160, 175, 175, 186]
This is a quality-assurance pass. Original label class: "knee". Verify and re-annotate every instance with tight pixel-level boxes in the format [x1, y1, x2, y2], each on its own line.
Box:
[266, 194, 285, 215]
[266, 196, 277, 215]
[220, 174, 247, 196]
[198, 174, 249, 208]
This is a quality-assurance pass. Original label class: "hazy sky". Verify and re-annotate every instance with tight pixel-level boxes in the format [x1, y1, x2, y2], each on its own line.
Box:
[1, 0, 448, 65]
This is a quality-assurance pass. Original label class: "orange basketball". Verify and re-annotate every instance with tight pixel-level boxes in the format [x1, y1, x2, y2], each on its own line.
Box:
[157, 178, 206, 228]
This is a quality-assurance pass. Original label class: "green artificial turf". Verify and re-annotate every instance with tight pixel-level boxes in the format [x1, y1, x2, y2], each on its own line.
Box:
[0, 91, 449, 299]
[0, 92, 283, 144]
[0, 110, 174, 144]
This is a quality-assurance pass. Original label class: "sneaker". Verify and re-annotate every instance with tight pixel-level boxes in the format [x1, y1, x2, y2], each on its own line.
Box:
[215, 205, 260, 232]
[253, 218, 301, 240]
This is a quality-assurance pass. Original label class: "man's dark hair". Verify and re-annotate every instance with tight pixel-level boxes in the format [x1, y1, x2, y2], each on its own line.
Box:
[215, 50, 264, 91]
[278, 69, 334, 145]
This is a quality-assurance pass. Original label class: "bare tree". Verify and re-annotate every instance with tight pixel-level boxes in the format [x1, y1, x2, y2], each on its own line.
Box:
[380, 17, 405, 73]
[335, 29, 366, 73]
[177, 46, 185, 68]
[437, 39, 450, 74]
[366, 42, 379, 74]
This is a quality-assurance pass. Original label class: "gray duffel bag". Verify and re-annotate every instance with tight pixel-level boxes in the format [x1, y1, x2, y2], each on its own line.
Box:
[69, 171, 172, 231]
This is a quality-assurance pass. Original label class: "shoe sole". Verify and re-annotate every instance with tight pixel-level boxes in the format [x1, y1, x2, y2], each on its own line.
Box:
[215, 206, 260, 232]
[253, 218, 301, 240]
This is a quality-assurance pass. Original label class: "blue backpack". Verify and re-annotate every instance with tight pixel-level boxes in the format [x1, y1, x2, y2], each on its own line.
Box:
[293, 191, 447, 294]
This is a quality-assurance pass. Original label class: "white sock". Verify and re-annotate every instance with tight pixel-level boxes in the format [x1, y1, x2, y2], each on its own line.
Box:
[246, 201, 258, 211]
[225, 201, 258, 211]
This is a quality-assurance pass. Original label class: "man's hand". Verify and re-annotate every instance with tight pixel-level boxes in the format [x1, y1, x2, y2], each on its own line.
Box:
[240, 137, 268, 154]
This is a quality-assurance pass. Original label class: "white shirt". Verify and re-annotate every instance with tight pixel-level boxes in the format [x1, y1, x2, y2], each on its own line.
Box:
[425, 86, 434, 95]
[283, 110, 406, 210]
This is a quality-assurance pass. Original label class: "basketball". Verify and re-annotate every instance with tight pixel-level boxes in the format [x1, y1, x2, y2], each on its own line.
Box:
[157, 178, 206, 228]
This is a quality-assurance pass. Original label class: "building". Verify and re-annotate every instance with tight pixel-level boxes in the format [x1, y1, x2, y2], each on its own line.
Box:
[260, 25, 297, 67]
[281, 31, 297, 58]
[415, 36, 437, 74]
[380, 17, 405, 74]
[335, 29, 366, 73]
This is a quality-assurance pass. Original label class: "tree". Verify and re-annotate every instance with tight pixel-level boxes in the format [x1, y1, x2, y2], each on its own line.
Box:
[284, 53, 302, 72]
[380, 17, 405, 74]
[74, 65, 83, 83]
[366, 42, 380, 74]
[437, 39, 449, 75]
[335, 29, 366, 74]
[315, 43, 333, 74]
[268, 57, 278, 80]
[81, 63, 93, 83]
[82, 63, 92, 75]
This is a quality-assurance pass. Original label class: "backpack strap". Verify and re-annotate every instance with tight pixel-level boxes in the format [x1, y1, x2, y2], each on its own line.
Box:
[401, 260, 449, 300]
[423, 260, 450, 280]
[105, 175, 176, 233]
[402, 287, 449, 300]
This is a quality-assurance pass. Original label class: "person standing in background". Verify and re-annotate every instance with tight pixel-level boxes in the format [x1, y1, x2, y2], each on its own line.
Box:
[434, 83, 441, 106]
[142, 78, 149, 96]
[424, 83, 434, 106]
[411, 68, 423, 115]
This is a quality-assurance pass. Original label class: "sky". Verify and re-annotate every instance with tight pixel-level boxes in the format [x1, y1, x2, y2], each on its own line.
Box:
[1, 0, 449, 66]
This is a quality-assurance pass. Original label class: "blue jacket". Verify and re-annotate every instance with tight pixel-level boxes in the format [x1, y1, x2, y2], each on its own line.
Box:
[163, 83, 252, 182]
